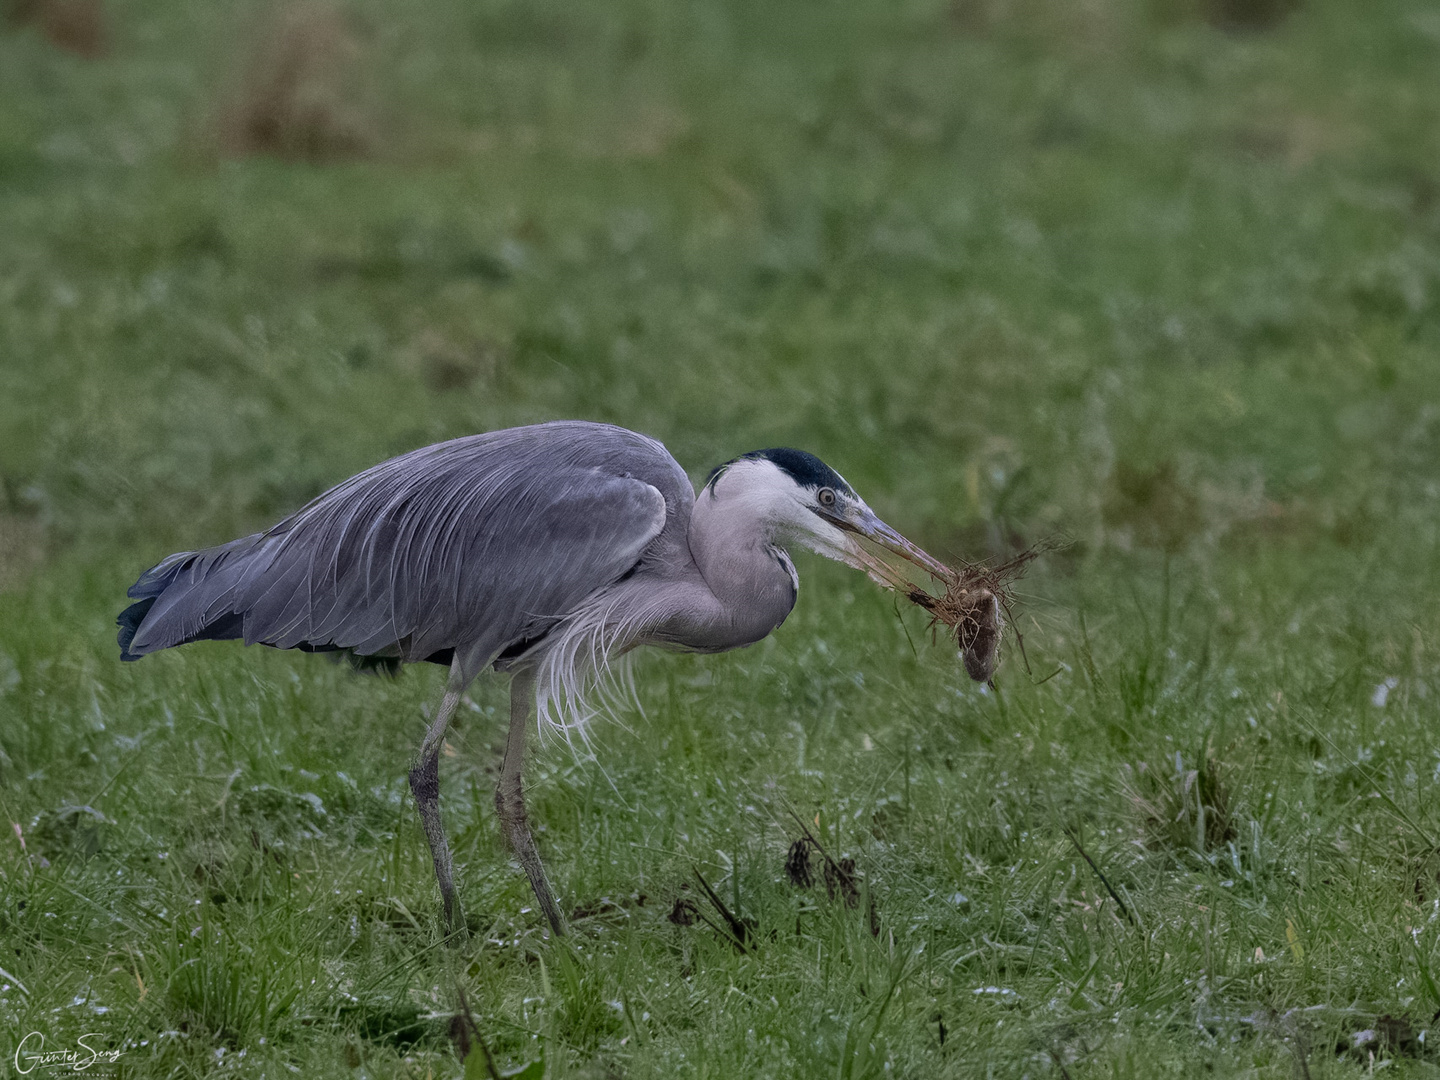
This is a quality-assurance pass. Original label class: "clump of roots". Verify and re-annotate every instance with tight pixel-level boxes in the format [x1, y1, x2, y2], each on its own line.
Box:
[904, 545, 1048, 683]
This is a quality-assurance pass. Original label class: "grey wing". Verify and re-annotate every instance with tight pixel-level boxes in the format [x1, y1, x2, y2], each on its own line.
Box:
[120, 423, 682, 673]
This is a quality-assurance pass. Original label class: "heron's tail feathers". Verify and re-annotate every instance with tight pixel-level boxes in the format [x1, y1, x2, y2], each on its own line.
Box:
[116, 597, 158, 661]
[118, 536, 452, 669]
[116, 539, 258, 661]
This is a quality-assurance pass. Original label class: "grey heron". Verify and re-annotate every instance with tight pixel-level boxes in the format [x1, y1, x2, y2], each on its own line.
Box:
[117, 421, 951, 937]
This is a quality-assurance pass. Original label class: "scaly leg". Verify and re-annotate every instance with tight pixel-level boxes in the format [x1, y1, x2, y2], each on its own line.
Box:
[409, 659, 469, 941]
[497, 668, 567, 935]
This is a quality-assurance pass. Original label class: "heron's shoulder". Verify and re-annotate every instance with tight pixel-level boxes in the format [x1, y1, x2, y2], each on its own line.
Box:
[316, 422, 692, 516]
[620, 477, 670, 539]
[438, 421, 681, 470]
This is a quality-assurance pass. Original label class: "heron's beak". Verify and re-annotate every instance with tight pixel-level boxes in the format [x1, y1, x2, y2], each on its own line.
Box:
[819, 505, 952, 589]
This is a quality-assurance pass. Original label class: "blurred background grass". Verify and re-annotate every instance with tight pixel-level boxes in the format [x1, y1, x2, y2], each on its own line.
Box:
[5, 0, 1437, 563]
[3, 0, 1440, 1076]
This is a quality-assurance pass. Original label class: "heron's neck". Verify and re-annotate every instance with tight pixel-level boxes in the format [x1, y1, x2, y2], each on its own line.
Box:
[686, 487, 797, 644]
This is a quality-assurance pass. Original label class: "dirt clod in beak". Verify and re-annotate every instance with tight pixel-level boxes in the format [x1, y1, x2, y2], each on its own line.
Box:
[844, 515, 1054, 683]
[901, 546, 1047, 683]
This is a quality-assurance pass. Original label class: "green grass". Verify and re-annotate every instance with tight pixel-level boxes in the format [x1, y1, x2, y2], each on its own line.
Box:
[4, 0, 1440, 1074]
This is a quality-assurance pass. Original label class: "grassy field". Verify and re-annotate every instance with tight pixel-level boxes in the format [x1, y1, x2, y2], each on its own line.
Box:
[4, 0, 1440, 1074]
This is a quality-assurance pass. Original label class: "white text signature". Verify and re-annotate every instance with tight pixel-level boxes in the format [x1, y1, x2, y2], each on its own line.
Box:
[13, 1032, 124, 1074]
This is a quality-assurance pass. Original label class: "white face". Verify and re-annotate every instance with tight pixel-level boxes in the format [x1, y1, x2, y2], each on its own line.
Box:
[705, 456, 951, 587]
[706, 457, 860, 560]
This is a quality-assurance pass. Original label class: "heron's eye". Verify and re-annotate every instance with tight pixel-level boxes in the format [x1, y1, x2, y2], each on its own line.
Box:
[817, 487, 836, 508]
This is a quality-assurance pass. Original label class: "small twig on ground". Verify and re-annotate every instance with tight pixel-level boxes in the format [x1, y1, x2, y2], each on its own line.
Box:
[690, 865, 751, 950]
[1061, 823, 1135, 926]
[671, 875, 749, 954]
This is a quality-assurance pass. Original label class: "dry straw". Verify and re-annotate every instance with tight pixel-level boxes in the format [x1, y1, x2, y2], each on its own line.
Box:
[6, 0, 107, 58]
[212, 1, 376, 162]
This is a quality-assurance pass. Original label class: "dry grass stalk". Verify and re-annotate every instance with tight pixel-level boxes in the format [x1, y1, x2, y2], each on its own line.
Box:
[668, 870, 751, 953]
[7, 0, 107, 58]
[214, 1, 374, 162]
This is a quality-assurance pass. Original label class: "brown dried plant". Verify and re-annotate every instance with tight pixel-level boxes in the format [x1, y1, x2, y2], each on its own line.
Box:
[213, 1, 375, 162]
[7, 0, 107, 58]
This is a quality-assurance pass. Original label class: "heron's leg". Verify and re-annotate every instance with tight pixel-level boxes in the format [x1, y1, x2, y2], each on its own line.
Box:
[498, 668, 567, 935]
[409, 662, 468, 940]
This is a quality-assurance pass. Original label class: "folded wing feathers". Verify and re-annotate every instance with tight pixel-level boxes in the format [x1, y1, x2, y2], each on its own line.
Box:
[124, 423, 681, 669]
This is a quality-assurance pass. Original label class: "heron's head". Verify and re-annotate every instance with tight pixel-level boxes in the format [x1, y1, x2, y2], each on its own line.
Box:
[702, 448, 948, 586]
